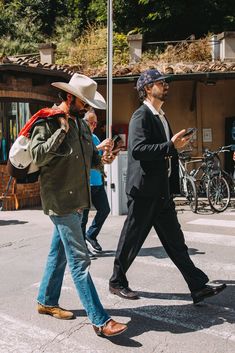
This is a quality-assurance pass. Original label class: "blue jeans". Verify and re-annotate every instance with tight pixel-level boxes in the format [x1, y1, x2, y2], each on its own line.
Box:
[37, 212, 110, 326]
[81, 185, 110, 240]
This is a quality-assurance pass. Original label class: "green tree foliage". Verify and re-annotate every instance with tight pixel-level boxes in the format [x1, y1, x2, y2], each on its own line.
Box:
[73, 0, 235, 41]
[0, 0, 235, 55]
[0, 1, 44, 54]
[137, 0, 235, 40]
[1, 0, 66, 37]
[26, 0, 67, 36]
[86, 0, 145, 33]
[60, 0, 90, 38]
[0, 0, 67, 54]
[0, 2, 11, 35]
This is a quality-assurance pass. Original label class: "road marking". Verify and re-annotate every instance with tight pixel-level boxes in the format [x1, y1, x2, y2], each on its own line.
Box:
[0, 312, 98, 353]
[188, 218, 235, 227]
[184, 231, 235, 247]
[30, 271, 72, 291]
[94, 277, 235, 344]
[31, 282, 73, 292]
[147, 231, 235, 272]
[135, 250, 235, 273]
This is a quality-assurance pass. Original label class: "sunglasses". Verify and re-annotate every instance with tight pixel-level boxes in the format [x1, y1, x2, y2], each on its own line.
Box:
[81, 100, 91, 110]
[155, 80, 169, 86]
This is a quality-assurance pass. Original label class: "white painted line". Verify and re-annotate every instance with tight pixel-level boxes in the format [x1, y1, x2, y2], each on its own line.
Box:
[149, 232, 235, 272]
[0, 313, 98, 353]
[188, 218, 235, 228]
[93, 277, 235, 344]
[135, 253, 235, 273]
[221, 212, 235, 216]
[31, 282, 73, 292]
[31, 271, 72, 291]
[184, 231, 235, 247]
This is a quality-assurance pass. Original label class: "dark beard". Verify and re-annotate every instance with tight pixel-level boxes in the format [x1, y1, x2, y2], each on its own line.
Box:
[152, 91, 168, 102]
[69, 104, 86, 119]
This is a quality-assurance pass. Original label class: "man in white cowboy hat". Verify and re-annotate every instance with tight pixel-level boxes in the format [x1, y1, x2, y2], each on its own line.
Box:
[29, 73, 127, 337]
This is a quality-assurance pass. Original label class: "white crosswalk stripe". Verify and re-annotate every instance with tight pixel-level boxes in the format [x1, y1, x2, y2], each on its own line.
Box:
[1, 210, 234, 352]
[92, 277, 235, 343]
[135, 253, 235, 273]
[184, 231, 235, 247]
[136, 214, 235, 272]
[0, 315, 57, 353]
[221, 211, 235, 216]
[0, 313, 95, 353]
[188, 218, 235, 228]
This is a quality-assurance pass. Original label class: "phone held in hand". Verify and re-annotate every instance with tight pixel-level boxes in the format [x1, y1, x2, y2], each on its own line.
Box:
[112, 134, 121, 142]
[112, 134, 123, 149]
[183, 128, 197, 137]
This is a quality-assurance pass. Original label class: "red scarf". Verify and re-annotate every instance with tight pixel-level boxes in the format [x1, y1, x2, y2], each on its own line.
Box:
[19, 108, 65, 137]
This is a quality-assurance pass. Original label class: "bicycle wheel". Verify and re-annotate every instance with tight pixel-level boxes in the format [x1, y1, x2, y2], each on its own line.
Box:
[185, 176, 198, 213]
[207, 175, 230, 212]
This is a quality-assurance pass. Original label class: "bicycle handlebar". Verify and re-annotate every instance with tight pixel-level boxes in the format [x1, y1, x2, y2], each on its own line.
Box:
[179, 145, 235, 162]
[203, 144, 235, 157]
[221, 144, 235, 151]
[178, 149, 193, 155]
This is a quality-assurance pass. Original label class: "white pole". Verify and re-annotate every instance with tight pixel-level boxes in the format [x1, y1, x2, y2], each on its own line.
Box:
[106, 0, 113, 211]
[107, 0, 113, 139]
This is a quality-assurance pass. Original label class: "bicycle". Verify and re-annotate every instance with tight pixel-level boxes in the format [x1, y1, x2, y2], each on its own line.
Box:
[190, 146, 232, 213]
[178, 150, 198, 213]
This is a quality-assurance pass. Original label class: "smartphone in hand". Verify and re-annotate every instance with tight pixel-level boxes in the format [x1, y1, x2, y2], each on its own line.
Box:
[112, 134, 124, 150]
[112, 134, 122, 144]
[183, 128, 197, 137]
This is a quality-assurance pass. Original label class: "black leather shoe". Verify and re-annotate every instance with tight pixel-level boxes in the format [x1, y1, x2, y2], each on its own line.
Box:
[191, 283, 227, 304]
[109, 285, 139, 300]
[86, 237, 102, 253]
[88, 249, 97, 260]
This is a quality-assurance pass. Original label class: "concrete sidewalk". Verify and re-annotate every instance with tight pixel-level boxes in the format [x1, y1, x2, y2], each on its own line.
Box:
[0, 207, 235, 353]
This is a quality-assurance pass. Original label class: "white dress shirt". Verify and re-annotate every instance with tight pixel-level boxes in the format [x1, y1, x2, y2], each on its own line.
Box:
[143, 100, 171, 176]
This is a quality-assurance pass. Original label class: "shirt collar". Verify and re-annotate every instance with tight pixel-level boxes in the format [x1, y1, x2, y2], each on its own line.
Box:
[143, 100, 165, 117]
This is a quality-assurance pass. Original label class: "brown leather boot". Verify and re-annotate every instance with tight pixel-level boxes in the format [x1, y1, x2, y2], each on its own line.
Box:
[37, 304, 74, 320]
[93, 319, 127, 337]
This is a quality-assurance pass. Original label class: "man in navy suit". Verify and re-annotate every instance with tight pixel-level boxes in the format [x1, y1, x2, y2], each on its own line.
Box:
[109, 69, 226, 304]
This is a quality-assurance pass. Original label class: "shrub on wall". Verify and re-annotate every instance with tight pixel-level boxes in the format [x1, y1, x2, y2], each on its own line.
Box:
[56, 25, 129, 69]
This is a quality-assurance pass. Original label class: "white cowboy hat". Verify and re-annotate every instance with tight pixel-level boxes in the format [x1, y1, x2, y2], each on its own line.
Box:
[52, 73, 106, 110]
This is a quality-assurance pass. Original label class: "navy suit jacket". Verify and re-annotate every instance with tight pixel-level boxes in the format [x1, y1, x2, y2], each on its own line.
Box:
[126, 104, 180, 198]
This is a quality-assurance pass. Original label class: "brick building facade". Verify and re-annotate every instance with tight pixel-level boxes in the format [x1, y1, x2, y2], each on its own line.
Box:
[0, 54, 72, 210]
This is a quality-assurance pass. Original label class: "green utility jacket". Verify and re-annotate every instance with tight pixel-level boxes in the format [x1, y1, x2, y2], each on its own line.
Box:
[30, 117, 101, 215]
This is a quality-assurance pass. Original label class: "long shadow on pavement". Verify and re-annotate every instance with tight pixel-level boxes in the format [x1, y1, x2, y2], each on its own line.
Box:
[71, 281, 234, 347]
[98, 246, 205, 259]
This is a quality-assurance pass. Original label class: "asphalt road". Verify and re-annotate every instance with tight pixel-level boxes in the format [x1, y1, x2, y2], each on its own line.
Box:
[0, 203, 235, 353]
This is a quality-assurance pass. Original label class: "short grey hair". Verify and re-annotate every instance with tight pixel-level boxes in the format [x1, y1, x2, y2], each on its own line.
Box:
[84, 109, 96, 122]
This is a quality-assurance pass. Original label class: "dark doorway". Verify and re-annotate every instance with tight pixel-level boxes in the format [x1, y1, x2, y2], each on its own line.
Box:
[225, 117, 235, 175]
